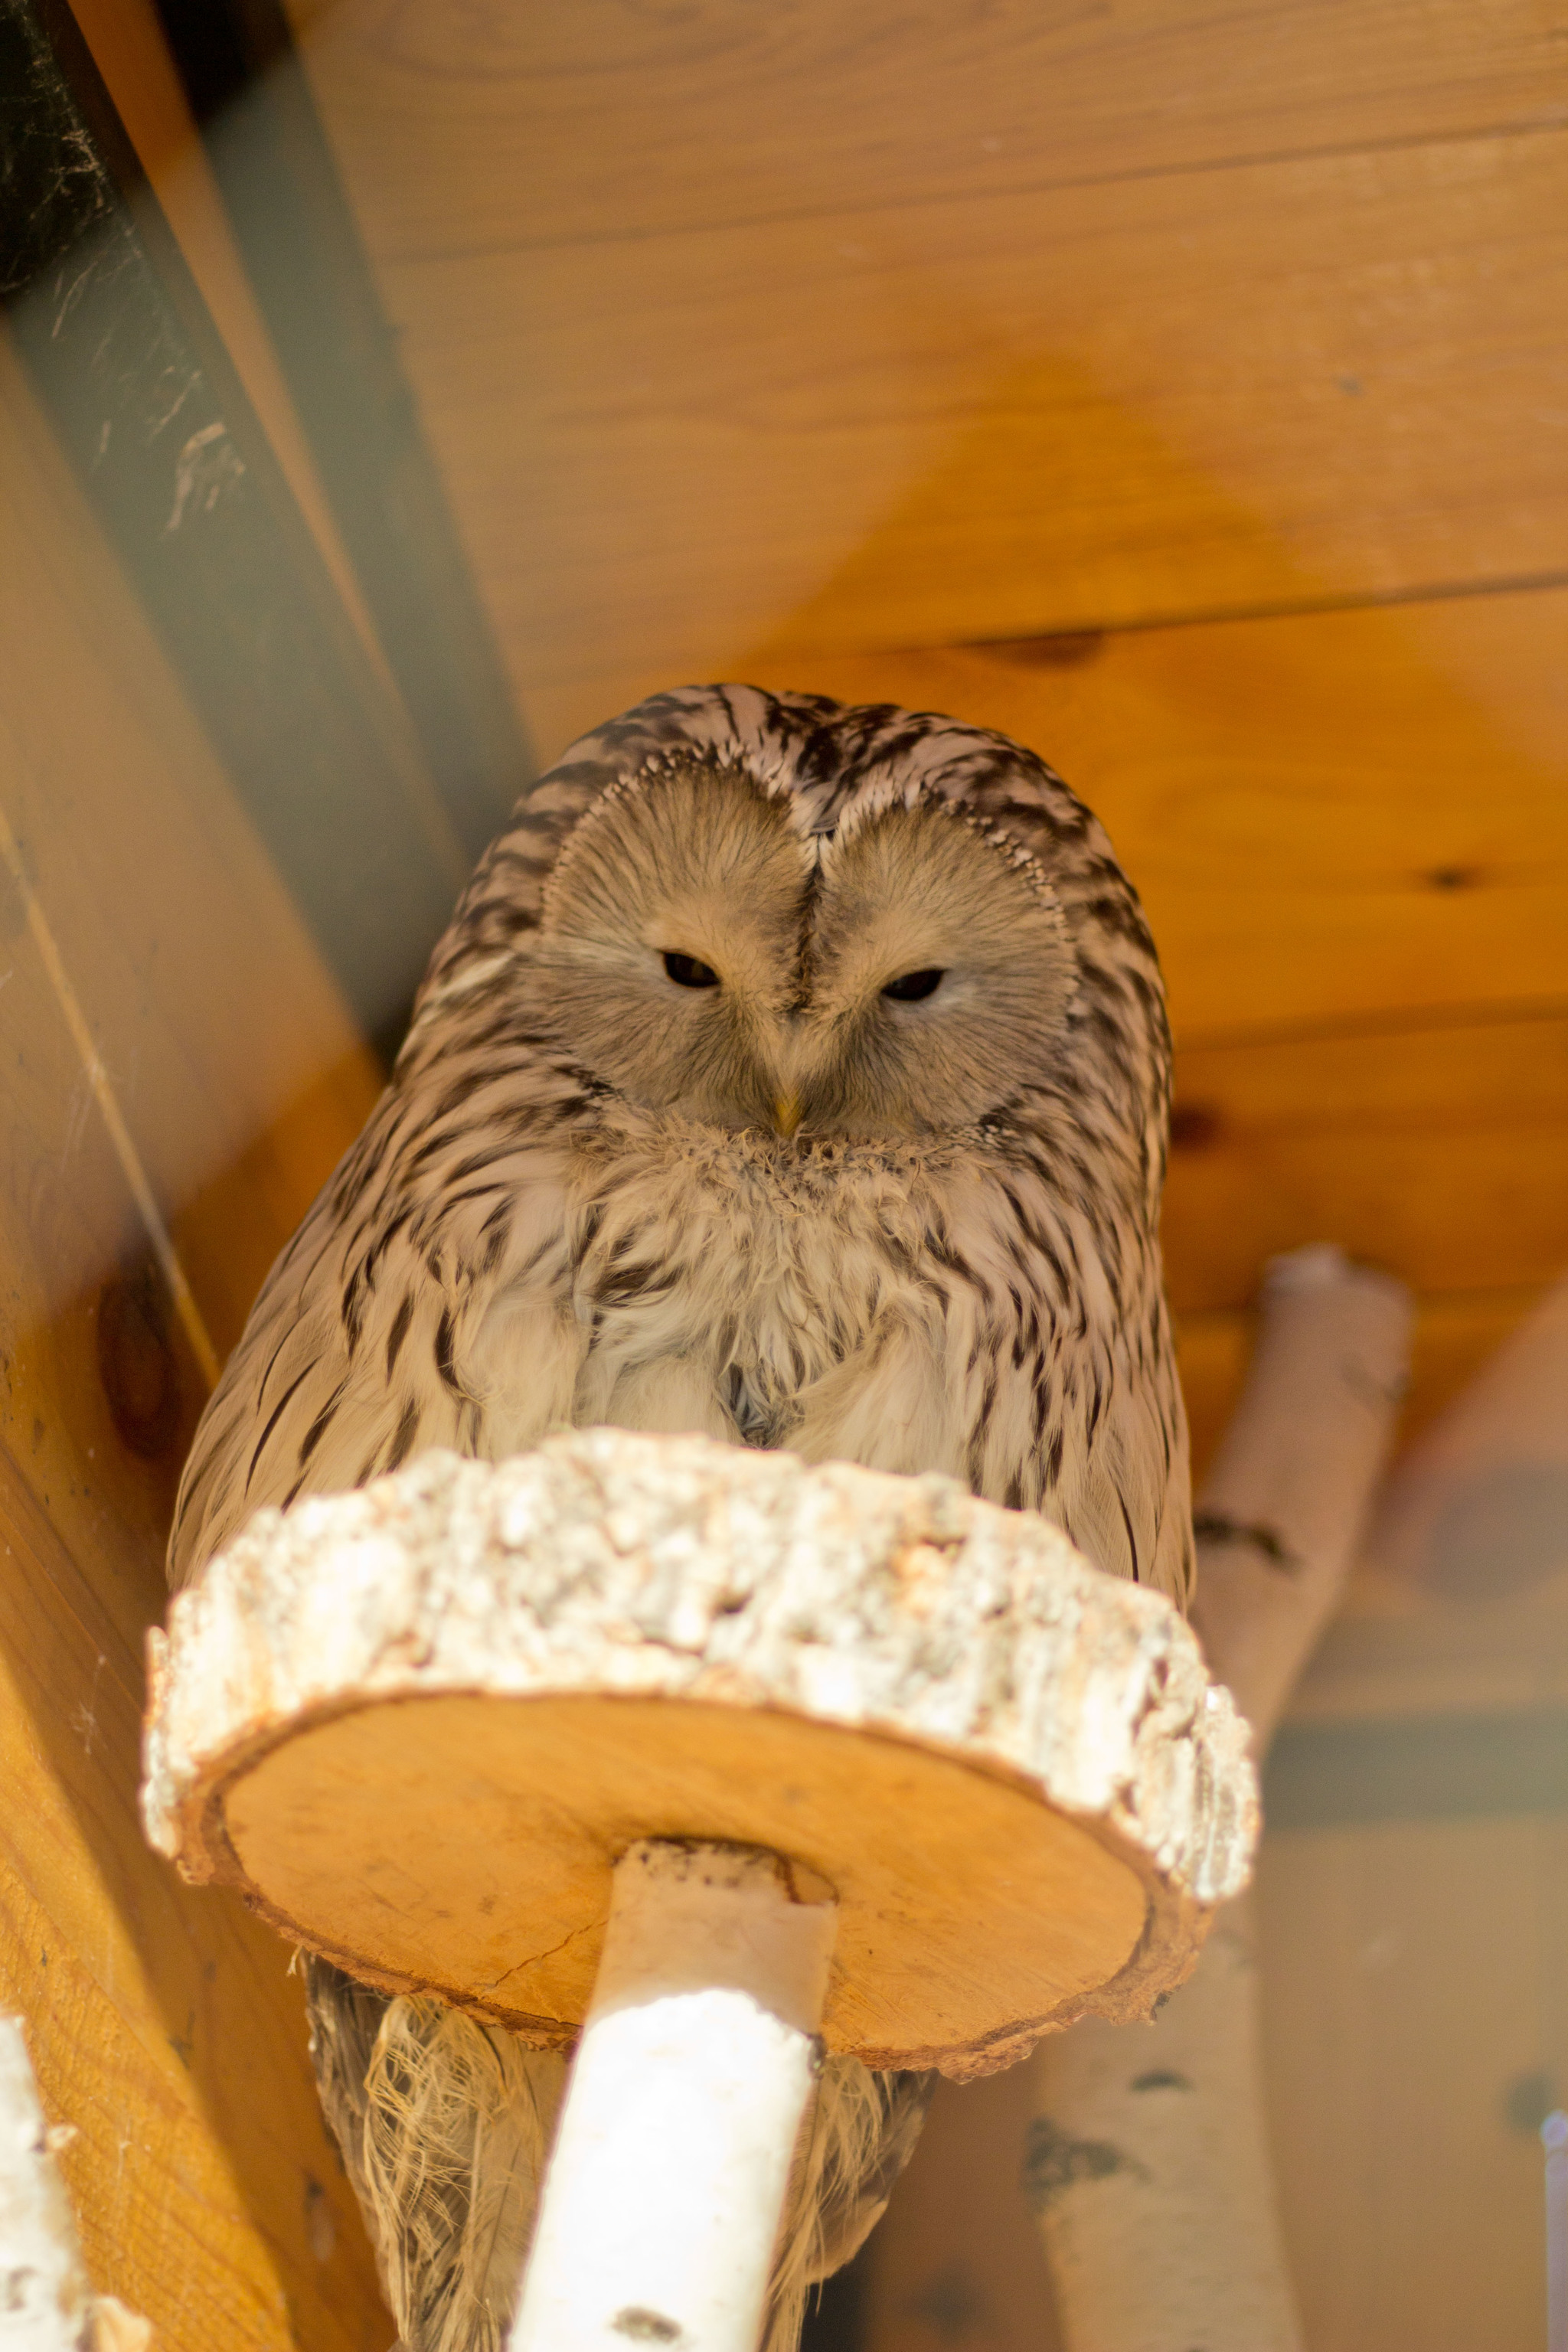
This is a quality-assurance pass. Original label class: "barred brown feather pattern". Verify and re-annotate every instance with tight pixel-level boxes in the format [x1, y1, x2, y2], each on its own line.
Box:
[166, 684, 1192, 2350]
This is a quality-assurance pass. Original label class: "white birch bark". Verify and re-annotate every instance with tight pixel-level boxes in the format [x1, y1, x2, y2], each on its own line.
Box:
[509, 1841, 835, 2352]
[0, 2017, 152, 2352]
[142, 1430, 1257, 2079]
[1029, 1246, 1412, 2352]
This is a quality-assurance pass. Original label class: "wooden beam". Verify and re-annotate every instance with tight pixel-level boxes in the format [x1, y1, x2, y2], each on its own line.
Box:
[0, 0, 469, 1053]
[0, 914, 384, 2347]
[145, 0, 534, 861]
[0, 326, 384, 1349]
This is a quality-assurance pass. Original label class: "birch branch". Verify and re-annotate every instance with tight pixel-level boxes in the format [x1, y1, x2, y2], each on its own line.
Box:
[1028, 1246, 1412, 2352]
[0, 2017, 152, 2352]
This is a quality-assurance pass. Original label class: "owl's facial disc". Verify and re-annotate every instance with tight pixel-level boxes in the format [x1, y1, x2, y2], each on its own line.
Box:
[530, 766, 1075, 1141]
[781, 802, 1077, 1140]
[529, 763, 809, 1130]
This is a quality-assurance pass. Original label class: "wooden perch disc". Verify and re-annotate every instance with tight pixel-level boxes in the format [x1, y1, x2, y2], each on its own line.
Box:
[142, 1432, 1256, 2079]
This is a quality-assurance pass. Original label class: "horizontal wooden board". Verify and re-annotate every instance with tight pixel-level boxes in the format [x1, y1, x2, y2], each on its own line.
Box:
[1289, 1596, 1568, 1730]
[1266, 1708, 1568, 1827]
[373, 127, 1568, 684]
[292, 0, 1568, 257]
[1166, 1000, 1565, 1495]
[1165, 1014, 1568, 1314]
[524, 586, 1568, 1044]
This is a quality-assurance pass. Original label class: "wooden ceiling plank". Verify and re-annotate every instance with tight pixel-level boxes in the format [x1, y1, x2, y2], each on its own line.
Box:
[1174, 1014, 1568, 1130]
[288, 0, 1568, 259]
[362, 127, 1568, 681]
[1165, 1084, 1568, 1315]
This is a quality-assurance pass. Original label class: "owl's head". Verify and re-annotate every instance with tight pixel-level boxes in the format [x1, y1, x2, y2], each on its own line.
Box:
[526, 761, 1074, 1143]
[417, 688, 1170, 1196]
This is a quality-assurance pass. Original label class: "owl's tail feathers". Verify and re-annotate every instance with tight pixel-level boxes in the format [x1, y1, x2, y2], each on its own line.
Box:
[765, 2058, 936, 2352]
[305, 1957, 933, 2352]
[305, 1956, 567, 2352]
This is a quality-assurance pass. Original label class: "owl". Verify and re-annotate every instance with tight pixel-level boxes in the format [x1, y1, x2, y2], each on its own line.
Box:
[168, 685, 1193, 2352]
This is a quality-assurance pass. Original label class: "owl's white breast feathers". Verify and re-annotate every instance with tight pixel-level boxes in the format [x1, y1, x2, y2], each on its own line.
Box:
[172, 1092, 1189, 1607]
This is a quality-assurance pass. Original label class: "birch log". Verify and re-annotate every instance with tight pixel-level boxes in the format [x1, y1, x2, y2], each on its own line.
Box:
[0, 2017, 152, 2352]
[509, 1841, 836, 2352]
[1029, 1246, 1412, 2352]
[142, 1430, 1257, 2079]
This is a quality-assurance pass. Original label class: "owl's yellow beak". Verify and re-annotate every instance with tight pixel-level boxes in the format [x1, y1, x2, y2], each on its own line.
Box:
[772, 1092, 803, 1138]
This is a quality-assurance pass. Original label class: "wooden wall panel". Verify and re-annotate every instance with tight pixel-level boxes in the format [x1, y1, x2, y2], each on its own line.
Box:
[1257, 1818, 1554, 2352]
[290, 0, 1566, 256]
[283, 2, 1568, 1483]
[64, 0, 387, 673]
[0, 322, 387, 2343]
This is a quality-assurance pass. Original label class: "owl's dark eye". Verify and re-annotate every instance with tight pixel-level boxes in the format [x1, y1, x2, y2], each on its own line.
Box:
[881, 967, 945, 1003]
[662, 950, 720, 989]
